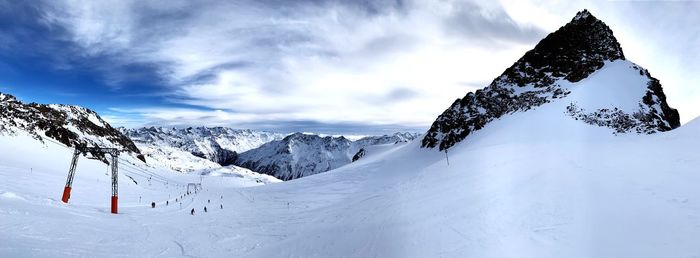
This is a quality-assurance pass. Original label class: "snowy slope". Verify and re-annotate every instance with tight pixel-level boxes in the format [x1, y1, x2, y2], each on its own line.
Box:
[199, 166, 281, 185]
[230, 113, 700, 258]
[2, 104, 700, 257]
[0, 130, 283, 256]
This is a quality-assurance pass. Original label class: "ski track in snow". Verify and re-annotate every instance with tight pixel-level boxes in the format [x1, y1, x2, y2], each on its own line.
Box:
[2, 117, 700, 257]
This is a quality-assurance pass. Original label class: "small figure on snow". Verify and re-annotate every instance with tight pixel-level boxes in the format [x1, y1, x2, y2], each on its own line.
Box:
[220, 204, 223, 209]
[190, 208, 195, 215]
[151, 202, 156, 208]
[166, 201, 169, 206]
[204, 206, 208, 213]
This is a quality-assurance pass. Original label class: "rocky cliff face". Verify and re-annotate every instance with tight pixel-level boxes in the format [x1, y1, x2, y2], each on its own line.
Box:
[422, 10, 680, 151]
[0, 92, 144, 162]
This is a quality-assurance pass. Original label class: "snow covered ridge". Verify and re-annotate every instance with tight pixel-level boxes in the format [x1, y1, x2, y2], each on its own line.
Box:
[233, 132, 420, 180]
[119, 126, 284, 165]
[0, 92, 145, 162]
[422, 9, 679, 151]
[120, 126, 419, 179]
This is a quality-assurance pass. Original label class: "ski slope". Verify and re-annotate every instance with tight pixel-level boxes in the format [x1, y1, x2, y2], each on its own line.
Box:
[2, 61, 700, 257]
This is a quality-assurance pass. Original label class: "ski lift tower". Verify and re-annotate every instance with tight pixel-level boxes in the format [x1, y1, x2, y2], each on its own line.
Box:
[187, 183, 202, 194]
[61, 146, 121, 214]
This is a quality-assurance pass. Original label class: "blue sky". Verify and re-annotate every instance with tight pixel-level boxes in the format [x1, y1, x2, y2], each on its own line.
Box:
[0, 0, 698, 134]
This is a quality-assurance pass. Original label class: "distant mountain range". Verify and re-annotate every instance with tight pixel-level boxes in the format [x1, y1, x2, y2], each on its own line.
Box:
[121, 127, 419, 180]
[119, 127, 284, 168]
[233, 132, 420, 180]
[0, 92, 420, 180]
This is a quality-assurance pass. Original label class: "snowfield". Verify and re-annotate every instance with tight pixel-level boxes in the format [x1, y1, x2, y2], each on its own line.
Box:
[2, 60, 700, 257]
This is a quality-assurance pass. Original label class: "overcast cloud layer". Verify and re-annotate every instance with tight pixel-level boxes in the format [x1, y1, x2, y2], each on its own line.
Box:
[1, 0, 698, 134]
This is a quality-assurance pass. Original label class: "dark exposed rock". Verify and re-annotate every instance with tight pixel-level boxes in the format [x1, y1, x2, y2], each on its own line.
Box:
[500, 9, 624, 87]
[642, 77, 680, 130]
[352, 148, 366, 162]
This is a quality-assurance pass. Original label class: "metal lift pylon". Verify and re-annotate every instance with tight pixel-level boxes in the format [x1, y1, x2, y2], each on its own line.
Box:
[61, 146, 121, 214]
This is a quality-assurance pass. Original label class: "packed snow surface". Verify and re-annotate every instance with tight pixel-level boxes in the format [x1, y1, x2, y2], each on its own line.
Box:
[1, 62, 700, 257]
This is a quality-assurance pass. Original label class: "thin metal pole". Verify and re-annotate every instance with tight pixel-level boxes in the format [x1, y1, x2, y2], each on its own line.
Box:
[111, 151, 119, 214]
[61, 148, 81, 203]
[445, 149, 450, 166]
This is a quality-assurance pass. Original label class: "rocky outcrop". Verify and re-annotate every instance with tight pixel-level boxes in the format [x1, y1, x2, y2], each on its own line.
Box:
[352, 148, 366, 162]
[0, 92, 144, 162]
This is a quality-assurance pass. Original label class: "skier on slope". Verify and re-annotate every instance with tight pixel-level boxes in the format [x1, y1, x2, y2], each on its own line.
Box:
[204, 206, 208, 213]
[191, 208, 195, 215]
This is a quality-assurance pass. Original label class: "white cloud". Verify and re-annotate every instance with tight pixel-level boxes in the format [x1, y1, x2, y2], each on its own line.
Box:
[41, 0, 700, 131]
[40, 0, 542, 131]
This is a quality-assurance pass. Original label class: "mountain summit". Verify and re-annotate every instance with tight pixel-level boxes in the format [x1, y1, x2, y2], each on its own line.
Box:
[422, 9, 680, 150]
[509, 9, 625, 84]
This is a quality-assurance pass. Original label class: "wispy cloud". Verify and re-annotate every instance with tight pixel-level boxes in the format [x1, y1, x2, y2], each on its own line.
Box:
[16, 0, 698, 132]
[33, 0, 543, 132]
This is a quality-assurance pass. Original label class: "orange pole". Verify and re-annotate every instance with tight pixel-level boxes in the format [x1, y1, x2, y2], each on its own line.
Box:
[61, 186, 72, 203]
[111, 196, 118, 214]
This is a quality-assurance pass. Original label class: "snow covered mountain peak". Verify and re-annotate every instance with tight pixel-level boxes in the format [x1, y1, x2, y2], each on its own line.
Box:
[500, 8, 624, 87]
[120, 126, 284, 166]
[0, 92, 16, 101]
[0, 91, 145, 162]
[572, 9, 593, 22]
[422, 10, 679, 151]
